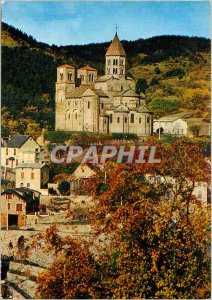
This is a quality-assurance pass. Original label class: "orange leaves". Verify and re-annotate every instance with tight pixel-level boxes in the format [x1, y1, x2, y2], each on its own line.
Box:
[36, 140, 210, 299]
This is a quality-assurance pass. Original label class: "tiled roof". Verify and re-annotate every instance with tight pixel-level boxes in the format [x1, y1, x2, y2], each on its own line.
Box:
[95, 75, 113, 82]
[78, 65, 97, 71]
[5, 135, 30, 148]
[16, 187, 41, 195]
[16, 163, 47, 169]
[114, 104, 129, 113]
[67, 86, 108, 98]
[136, 104, 152, 113]
[59, 64, 75, 68]
[1, 187, 41, 200]
[122, 89, 139, 97]
[106, 33, 126, 56]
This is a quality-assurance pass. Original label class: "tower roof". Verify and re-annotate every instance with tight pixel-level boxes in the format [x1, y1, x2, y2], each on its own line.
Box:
[78, 65, 97, 71]
[58, 64, 75, 68]
[106, 33, 126, 56]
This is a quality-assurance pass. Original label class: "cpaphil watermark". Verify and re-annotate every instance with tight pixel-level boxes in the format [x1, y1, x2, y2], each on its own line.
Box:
[51, 145, 161, 164]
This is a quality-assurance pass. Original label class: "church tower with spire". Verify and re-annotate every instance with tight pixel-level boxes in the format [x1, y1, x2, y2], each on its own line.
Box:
[105, 32, 126, 79]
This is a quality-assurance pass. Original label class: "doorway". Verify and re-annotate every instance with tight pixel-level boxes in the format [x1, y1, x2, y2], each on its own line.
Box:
[8, 215, 18, 226]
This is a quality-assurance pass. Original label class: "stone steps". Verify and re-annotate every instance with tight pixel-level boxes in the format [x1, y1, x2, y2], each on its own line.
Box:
[7, 261, 46, 299]
[7, 273, 37, 298]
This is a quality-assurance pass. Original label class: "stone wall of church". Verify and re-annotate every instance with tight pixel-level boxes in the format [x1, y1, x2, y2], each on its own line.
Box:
[82, 95, 99, 132]
[107, 111, 153, 136]
[55, 81, 75, 130]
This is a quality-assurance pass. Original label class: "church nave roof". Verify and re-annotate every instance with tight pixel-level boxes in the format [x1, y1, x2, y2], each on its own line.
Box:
[66, 85, 108, 98]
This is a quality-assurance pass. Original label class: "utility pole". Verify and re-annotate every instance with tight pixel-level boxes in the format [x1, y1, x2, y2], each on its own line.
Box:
[158, 118, 161, 140]
[6, 196, 9, 231]
[4, 140, 9, 230]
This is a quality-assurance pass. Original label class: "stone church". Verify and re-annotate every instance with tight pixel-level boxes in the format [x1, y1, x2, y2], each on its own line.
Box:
[55, 33, 153, 137]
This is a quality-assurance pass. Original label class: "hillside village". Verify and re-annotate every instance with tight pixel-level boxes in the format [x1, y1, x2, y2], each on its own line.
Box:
[1, 24, 211, 299]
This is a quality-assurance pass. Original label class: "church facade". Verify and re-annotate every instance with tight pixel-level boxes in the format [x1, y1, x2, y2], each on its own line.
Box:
[55, 33, 153, 137]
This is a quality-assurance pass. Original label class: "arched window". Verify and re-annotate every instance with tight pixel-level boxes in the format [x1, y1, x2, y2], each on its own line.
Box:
[75, 113, 77, 119]
[121, 86, 123, 91]
[101, 103, 104, 109]
[88, 101, 90, 109]
[139, 117, 141, 124]
[125, 117, 127, 123]
[117, 117, 120, 123]
[130, 114, 134, 123]
[110, 114, 113, 123]
[113, 68, 116, 74]
[108, 60, 111, 66]
[113, 59, 116, 65]
[120, 69, 123, 75]
[60, 73, 63, 80]
[68, 113, 70, 119]
[147, 116, 150, 123]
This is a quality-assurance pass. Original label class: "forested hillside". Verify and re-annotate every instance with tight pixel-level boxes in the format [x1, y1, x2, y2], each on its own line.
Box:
[2, 22, 211, 137]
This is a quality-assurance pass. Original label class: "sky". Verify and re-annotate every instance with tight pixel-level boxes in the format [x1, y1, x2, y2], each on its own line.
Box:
[2, 1, 211, 46]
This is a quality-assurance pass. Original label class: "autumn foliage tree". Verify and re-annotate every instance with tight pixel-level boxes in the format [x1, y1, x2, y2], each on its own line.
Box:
[36, 140, 210, 299]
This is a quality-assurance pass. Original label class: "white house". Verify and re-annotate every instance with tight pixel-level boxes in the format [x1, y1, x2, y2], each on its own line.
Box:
[15, 163, 49, 193]
[154, 112, 210, 137]
[1, 135, 48, 169]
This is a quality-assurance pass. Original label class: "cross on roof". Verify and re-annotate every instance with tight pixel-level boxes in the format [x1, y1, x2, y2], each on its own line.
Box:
[115, 24, 118, 34]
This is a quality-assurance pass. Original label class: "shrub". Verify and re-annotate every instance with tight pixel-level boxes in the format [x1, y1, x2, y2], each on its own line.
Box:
[111, 133, 138, 140]
[154, 66, 161, 74]
[44, 131, 72, 143]
[164, 67, 185, 78]
[150, 77, 160, 86]
[58, 181, 70, 195]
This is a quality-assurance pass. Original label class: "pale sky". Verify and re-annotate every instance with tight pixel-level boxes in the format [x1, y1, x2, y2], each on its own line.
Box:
[2, 1, 211, 45]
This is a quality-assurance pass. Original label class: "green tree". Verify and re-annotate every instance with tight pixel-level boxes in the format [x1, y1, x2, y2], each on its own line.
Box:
[25, 121, 41, 139]
[150, 77, 160, 86]
[135, 78, 149, 94]
[58, 181, 70, 195]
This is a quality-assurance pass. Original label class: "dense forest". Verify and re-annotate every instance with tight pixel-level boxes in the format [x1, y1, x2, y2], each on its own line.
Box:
[2, 22, 211, 137]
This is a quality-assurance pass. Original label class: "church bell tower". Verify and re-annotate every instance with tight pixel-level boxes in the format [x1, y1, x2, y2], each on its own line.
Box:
[55, 64, 75, 130]
[105, 31, 126, 79]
